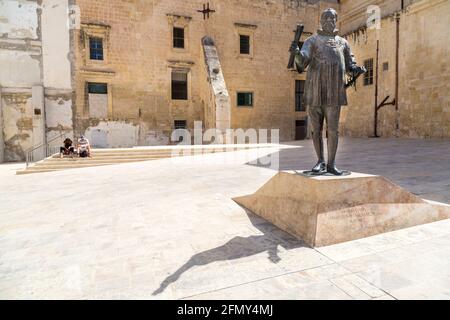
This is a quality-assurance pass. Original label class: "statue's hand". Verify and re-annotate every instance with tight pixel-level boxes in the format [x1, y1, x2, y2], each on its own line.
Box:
[354, 65, 366, 75]
[290, 41, 299, 53]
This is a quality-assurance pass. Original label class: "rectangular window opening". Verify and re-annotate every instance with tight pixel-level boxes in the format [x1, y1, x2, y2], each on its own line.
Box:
[295, 119, 308, 140]
[88, 82, 108, 94]
[239, 35, 250, 55]
[237, 92, 253, 107]
[89, 37, 104, 60]
[173, 27, 185, 49]
[87, 82, 108, 119]
[171, 71, 188, 100]
[296, 120, 306, 127]
[174, 120, 187, 130]
[364, 58, 374, 86]
[295, 80, 305, 112]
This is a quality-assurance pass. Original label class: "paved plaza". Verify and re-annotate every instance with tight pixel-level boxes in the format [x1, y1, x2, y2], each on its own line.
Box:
[0, 138, 450, 299]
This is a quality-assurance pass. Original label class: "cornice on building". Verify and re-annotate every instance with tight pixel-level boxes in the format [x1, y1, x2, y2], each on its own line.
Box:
[340, 0, 445, 36]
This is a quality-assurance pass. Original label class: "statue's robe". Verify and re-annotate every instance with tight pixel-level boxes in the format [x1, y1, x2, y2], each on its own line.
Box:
[295, 30, 357, 107]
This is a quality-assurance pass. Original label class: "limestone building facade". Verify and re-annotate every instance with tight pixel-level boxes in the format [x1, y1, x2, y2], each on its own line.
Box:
[339, 0, 450, 138]
[71, 0, 338, 148]
[0, 0, 73, 162]
[0, 0, 449, 163]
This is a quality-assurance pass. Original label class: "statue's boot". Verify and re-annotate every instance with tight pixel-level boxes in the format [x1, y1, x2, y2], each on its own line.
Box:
[311, 131, 325, 173]
[326, 129, 342, 175]
[312, 160, 326, 173]
[326, 163, 343, 176]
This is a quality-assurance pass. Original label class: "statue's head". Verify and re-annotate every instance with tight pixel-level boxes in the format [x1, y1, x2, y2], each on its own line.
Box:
[320, 8, 338, 34]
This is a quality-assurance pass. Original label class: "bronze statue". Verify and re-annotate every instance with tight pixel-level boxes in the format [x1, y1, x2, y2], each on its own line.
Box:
[290, 8, 366, 175]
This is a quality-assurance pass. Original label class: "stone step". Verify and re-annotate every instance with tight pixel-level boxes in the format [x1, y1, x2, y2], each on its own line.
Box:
[82, 147, 250, 156]
[31, 159, 157, 169]
[19, 164, 119, 173]
[18, 145, 270, 174]
[16, 169, 59, 175]
[88, 146, 256, 153]
[46, 154, 182, 161]
[49, 151, 221, 159]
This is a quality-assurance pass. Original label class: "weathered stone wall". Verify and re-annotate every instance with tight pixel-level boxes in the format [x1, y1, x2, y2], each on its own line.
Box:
[73, 0, 338, 144]
[340, 0, 450, 138]
[0, 0, 74, 162]
[84, 120, 139, 148]
[0, 0, 42, 162]
[45, 88, 74, 144]
[41, 0, 74, 146]
[398, 0, 450, 138]
[0, 91, 34, 161]
[0, 88, 3, 163]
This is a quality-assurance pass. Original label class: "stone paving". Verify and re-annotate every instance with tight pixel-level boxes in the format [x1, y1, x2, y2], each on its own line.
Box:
[0, 138, 449, 299]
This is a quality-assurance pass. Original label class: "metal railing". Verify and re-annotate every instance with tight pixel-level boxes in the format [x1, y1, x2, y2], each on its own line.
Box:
[25, 132, 66, 167]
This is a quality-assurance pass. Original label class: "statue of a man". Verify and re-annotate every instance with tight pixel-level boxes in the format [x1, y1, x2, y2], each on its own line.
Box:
[291, 8, 366, 175]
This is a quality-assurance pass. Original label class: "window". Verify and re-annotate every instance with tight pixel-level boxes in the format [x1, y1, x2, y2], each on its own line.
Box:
[82, 23, 110, 65]
[173, 27, 185, 48]
[383, 62, 389, 71]
[237, 92, 253, 107]
[295, 119, 308, 140]
[295, 80, 305, 112]
[239, 35, 250, 54]
[87, 82, 108, 119]
[174, 120, 187, 142]
[89, 37, 104, 60]
[171, 71, 188, 100]
[364, 58, 374, 86]
[174, 120, 187, 130]
[88, 82, 108, 94]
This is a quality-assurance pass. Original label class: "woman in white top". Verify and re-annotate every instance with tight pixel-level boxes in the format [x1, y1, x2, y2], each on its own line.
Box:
[77, 135, 91, 158]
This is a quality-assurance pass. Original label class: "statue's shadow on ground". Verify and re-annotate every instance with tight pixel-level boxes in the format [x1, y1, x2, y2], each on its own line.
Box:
[152, 209, 306, 296]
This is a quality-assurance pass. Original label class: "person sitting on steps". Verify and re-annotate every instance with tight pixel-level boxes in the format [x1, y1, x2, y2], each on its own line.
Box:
[60, 137, 75, 158]
[77, 135, 91, 158]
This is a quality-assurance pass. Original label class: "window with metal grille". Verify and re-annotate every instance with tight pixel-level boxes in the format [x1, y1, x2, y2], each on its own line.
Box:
[174, 120, 187, 130]
[237, 92, 253, 107]
[89, 37, 104, 60]
[240, 35, 250, 54]
[87, 82, 107, 94]
[364, 58, 374, 86]
[295, 80, 305, 112]
[171, 71, 188, 100]
[173, 27, 185, 48]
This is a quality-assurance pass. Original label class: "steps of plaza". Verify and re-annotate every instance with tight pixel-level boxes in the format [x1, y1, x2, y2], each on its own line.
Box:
[16, 144, 272, 175]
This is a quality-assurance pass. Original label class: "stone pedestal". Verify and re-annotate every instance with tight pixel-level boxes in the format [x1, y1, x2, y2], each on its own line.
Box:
[233, 171, 450, 247]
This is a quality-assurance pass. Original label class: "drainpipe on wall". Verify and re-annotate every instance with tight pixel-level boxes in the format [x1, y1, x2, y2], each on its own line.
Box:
[395, 11, 401, 135]
[373, 39, 380, 137]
